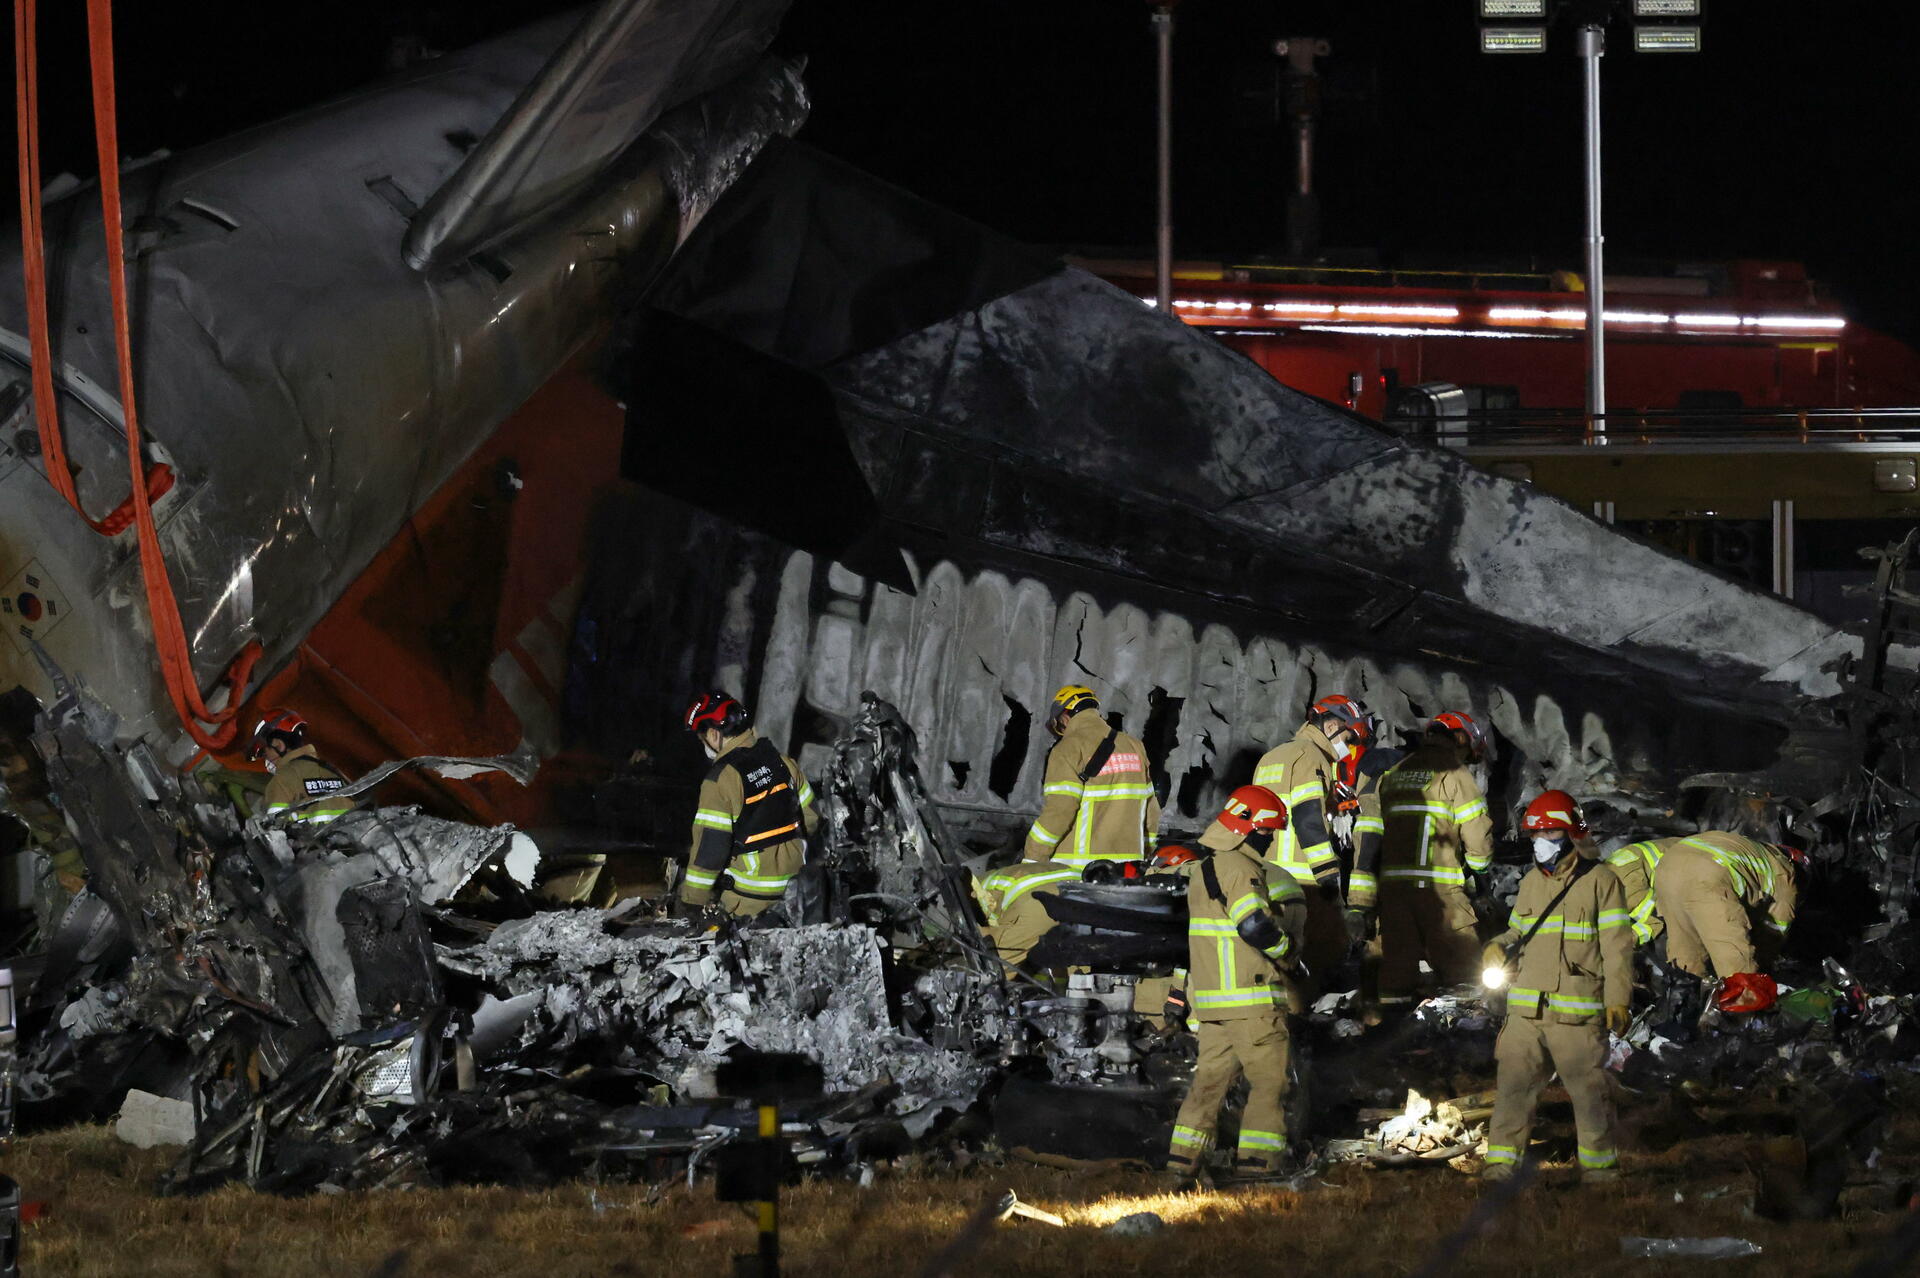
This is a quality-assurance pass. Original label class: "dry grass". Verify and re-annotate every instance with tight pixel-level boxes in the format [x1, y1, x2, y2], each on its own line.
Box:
[6, 1120, 1914, 1277]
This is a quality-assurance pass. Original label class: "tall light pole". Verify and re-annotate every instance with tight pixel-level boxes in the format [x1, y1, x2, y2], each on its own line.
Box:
[1577, 22, 1606, 431]
[1152, 4, 1176, 314]
[1476, 0, 1706, 432]
[1276, 37, 1332, 261]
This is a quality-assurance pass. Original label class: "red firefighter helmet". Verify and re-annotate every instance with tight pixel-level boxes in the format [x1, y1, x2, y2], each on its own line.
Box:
[1218, 785, 1288, 836]
[683, 691, 749, 737]
[1714, 972, 1780, 1015]
[1521, 790, 1588, 838]
[1151, 844, 1200, 868]
[246, 708, 307, 761]
[1430, 711, 1489, 761]
[1309, 693, 1376, 743]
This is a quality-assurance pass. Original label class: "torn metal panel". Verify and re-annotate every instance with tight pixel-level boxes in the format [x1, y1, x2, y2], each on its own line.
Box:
[284, 748, 540, 813]
[404, 0, 793, 269]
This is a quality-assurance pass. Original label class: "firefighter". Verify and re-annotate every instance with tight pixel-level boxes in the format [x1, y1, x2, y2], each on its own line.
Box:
[1025, 685, 1160, 870]
[1376, 711, 1494, 1008]
[1481, 791, 1632, 1183]
[1651, 830, 1801, 1014]
[973, 858, 1079, 966]
[1341, 710, 1399, 1011]
[679, 691, 818, 917]
[1252, 694, 1373, 977]
[1164, 786, 1306, 1187]
[247, 709, 357, 823]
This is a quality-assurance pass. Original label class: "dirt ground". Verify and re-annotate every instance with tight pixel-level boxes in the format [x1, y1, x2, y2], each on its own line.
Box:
[7, 1117, 1916, 1278]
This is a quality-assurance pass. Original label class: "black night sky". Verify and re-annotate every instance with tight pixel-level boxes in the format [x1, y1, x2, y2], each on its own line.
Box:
[8, 1, 1920, 345]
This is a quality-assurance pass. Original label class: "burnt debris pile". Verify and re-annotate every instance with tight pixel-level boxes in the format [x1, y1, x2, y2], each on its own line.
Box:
[5, 662, 1920, 1199]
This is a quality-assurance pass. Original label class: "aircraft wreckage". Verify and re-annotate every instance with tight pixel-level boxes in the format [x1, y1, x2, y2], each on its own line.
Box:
[4, 0, 1920, 1210]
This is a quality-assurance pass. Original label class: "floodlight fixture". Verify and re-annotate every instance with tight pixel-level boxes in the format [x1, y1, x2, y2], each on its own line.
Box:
[1479, 0, 1548, 17]
[1633, 24, 1702, 51]
[1480, 26, 1548, 53]
[1632, 0, 1702, 16]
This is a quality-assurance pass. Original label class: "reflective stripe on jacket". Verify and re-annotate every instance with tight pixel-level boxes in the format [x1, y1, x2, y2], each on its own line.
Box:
[1025, 711, 1161, 868]
[682, 730, 817, 905]
[1378, 743, 1492, 889]
[1604, 839, 1667, 944]
[1251, 725, 1341, 886]
[975, 860, 1079, 963]
[976, 860, 1080, 923]
[1182, 820, 1306, 1020]
[1492, 859, 1633, 1025]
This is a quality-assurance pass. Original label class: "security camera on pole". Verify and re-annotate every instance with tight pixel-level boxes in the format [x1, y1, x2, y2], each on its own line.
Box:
[1474, 0, 1706, 440]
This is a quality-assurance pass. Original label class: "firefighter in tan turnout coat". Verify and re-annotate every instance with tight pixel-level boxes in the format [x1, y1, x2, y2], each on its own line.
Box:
[1252, 694, 1375, 979]
[1165, 786, 1306, 1186]
[1481, 791, 1633, 1182]
[679, 692, 817, 916]
[1377, 712, 1494, 1006]
[1025, 685, 1161, 870]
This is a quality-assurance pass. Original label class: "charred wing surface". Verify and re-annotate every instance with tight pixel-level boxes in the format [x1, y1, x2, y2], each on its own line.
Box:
[833, 271, 1850, 700]
[634, 141, 1847, 732]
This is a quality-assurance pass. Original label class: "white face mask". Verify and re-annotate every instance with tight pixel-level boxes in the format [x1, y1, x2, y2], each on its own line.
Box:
[1332, 739, 1353, 761]
[262, 757, 278, 774]
[702, 743, 718, 761]
[1532, 836, 1564, 867]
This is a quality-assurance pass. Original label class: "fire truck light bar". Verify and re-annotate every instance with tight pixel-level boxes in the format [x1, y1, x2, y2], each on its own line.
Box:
[1154, 297, 1846, 334]
[1750, 316, 1846, 330]
[1489, 307, 1585, 322]
[1337, 304, 1461, 320]
[1633, 0, 1702, 16]
[1479, 0, 1547, 17]
[1301, 324, 1559, 341]
[1481, 26, 1548, 53]
[1634, 25, 1703, 52]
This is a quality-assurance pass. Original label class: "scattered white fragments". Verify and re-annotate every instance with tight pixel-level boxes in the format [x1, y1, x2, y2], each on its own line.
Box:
[1371, 1089, 1487, 1159]
[114, 1089, 195, 1148]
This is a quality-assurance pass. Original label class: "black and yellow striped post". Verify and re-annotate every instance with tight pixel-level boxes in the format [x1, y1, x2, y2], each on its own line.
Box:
[755, 1101, 780, 1277]
[715, 1050, 822, 1278]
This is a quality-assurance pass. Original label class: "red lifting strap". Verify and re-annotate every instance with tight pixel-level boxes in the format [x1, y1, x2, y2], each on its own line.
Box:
[12, 0, 260, 748]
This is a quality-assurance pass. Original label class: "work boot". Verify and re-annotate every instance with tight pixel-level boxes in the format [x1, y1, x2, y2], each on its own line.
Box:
[1160, 1161, 1204, 1193]
[1479, 1162, 1514, 1184]
[1582, 1167, 1622, 1184]
[1223, 1157, 1281, 1185]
